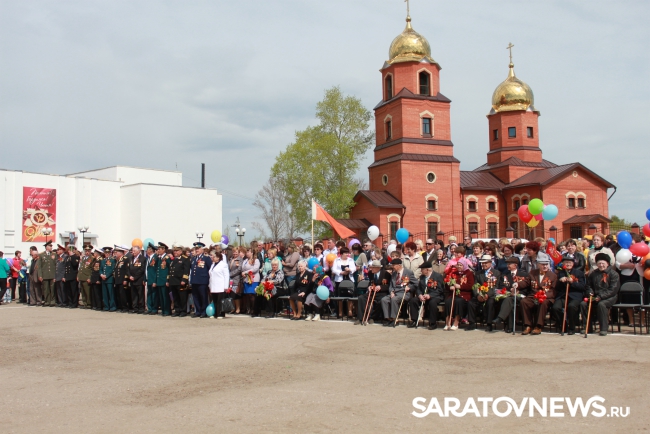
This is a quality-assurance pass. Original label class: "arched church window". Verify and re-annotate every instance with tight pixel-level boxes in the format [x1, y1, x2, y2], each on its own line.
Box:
[419, 71, 430, 95]
[385, 75, 393, 100]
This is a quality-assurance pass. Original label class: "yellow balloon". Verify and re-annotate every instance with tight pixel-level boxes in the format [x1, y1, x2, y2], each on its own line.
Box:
[132, 238, 143, 248]
[527, 219, 540, 228]
[211, 230, 222, 243]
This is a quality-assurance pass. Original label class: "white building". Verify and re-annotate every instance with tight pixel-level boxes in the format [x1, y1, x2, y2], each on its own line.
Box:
[0, 166, 222, 255]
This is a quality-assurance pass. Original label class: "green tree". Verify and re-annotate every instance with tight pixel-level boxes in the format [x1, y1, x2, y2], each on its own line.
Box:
[271, 86, 373, 235]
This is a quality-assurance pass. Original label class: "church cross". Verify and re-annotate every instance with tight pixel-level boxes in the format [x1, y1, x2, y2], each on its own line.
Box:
[405, 0, 410, 17]
[507, 42, 514, 63]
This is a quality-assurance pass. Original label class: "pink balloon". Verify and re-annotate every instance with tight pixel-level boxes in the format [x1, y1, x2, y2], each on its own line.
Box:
[347, 238, 360, 249]
[534, 214, 544, 221]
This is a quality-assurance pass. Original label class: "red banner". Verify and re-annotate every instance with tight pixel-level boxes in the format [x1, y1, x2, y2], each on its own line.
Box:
[22, 187, 57, 242]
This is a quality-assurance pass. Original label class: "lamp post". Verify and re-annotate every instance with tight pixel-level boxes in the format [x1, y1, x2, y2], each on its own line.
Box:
[195, 231, 204, 244]
[235, 227, 246, 246]
[78, 225, 89, 249]
[42, 227, 52, 243]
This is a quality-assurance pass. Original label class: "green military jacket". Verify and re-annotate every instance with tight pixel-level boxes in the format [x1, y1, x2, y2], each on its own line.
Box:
[155, 253, 171, 286]
[146, 254, 158, 286]
[77, 254, 95, 281]
[37, 250, 57, 280]
[100, 256, 116, 284]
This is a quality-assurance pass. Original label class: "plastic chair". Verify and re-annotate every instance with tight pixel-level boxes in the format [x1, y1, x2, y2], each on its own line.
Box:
[612, 282, 644, 335]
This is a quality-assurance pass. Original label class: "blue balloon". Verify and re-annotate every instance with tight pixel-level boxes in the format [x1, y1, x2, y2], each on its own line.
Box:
[646, 208, 650, 221]
[396, 228, 409, 244]
[143, 238, 155, 249]
[307, 257, 319, 270]
[316, 285, 330, 301]
[206, 303, 215, 317]
[541, 204, 559, 221]
[617, 231, 632, 249]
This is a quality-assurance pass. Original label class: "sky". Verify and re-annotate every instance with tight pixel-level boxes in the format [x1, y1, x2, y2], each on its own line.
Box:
[1, 0, 648, 239]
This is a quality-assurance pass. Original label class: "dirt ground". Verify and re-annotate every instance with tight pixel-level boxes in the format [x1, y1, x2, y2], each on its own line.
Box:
[1, 304, 648, 433]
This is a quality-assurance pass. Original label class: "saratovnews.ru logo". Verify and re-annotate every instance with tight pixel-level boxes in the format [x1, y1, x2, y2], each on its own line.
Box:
[412, 396, 629, 418]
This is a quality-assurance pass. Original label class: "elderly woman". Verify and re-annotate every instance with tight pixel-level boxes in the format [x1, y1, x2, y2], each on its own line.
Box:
[289, 260, 312, 320]
[208, 251, 230, 319]
[587, 233, 615, 275]
[443, 258, 474, 331]
[229, 247, 245, 314]
[254, 258, 284, 318]
[304, 266, 333, 321]
[431, 249, 448, 276]
[262, 248, 277, 275]
[241, 247, 261, 315]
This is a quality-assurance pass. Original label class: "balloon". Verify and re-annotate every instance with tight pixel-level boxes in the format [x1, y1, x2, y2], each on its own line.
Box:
[396, 228, 409, 244]
[326, 253, 336, 264]
[617, 231, 632, 249]
[221, 235, 229, 245]
[386, 244, 396, 255]
[645, 268, 650, 280]
[542, 204, 559, 221]
[210, 230, 222, 243]
[367, 225, 380, 241]
[645, 258, 650, 269]
[646, 208, 650, 221]
[307, 257, 319, 270]
[206, 303, 215, 317]
[629, 242, 650, 258]
[143, 238, 155, 249]
[528, 199, 545, 216]
[643, 223, 650, 238]
[348, 238, 360, 249]
[518, 205, 533, 223]
[220, 243, 228, 249]
[615, 249, 632, 265]
[534, 213, 544, 221]
[316, 285, 330, 301]
[132, 238, 143, 248]
[527, 218, 540, 228]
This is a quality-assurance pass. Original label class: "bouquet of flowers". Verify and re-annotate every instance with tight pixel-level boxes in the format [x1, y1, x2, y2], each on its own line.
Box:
[444, 274, 459, 295]
[534, 290, 547, 305]
[246, 270, 254, 284]
[495, 287, 508, 301]
[479, 282, 489, 295]
[255, 280, 275, 300]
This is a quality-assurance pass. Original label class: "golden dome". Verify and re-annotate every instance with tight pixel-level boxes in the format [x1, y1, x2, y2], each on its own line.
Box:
[388, 17, 436, 65]
[491, 62, 535, 113]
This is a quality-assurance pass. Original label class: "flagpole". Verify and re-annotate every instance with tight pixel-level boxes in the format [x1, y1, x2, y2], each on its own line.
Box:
[311, 219, 314, 249]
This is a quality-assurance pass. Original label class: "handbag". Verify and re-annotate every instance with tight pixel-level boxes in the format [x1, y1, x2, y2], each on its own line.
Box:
[275, 280, 289, 297]
[221, 297, 234, 313]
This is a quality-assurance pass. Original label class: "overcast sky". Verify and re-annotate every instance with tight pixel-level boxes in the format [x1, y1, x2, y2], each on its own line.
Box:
[1, 0, 648, 239]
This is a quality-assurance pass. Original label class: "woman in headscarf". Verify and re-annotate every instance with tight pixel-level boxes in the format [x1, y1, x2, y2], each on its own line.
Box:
[443, 258, 474, 331]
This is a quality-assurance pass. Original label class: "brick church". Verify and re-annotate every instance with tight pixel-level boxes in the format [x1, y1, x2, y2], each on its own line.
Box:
[341, 13, 615, 243]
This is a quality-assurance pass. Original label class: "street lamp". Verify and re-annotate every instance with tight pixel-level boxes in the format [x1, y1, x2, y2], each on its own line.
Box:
[235, 227, 246, 246]
[42, 227, 52, 243]
[195, 231, 204, 243]
[78, 225, 89, 249]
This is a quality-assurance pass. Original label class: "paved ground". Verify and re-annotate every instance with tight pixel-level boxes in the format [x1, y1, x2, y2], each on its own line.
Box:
[1, 304, 648, 433]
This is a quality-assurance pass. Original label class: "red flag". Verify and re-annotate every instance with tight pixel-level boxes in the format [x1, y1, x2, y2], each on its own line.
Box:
[546, 242, 563, 264]
[311, 200, 355, 239]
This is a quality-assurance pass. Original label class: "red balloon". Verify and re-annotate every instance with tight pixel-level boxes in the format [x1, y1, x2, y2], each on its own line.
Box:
[629, 242, 650, 258]
[518, 205, 533, 223]
[643, 223, 650, 238]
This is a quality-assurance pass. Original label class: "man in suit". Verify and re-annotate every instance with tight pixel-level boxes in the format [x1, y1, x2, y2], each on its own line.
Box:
[90, 249, 103, 310]
[63, 246, 80, 308]
[37, 241, 57, 306]
[581, 253, 619, 336]
[467, 254, 502, 331]
[29, 249, 43, 306]
[54, 244, 67, 307]
[354, 260, 390, 325]
[145, 243, 159, 314]
[190, 242, 212, 318]
[100, 247, 116, 311]
[551, 256, 586, 335]
[492, 257, 530, 332]
[76, 245, 95, 309]
[407, 261, 445, 330]
[155, 242, 172, 316]
[380, 259, 417, 325]
[113, 246, 130, 313]
[169, 245, 191, 317]
[127, 245, 146, 314]
[519, 253, 557, 335]
[421, 239, 437, 263]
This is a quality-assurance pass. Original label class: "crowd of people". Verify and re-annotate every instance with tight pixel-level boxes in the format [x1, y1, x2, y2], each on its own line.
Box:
[1, 232, 648, 337]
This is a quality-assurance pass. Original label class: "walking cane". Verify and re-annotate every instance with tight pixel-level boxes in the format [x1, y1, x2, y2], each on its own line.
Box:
[363, 289, 378, 325]
[447, 285, 457, 330]
[393, 288, 408, 327]
[512, 284, 517, 335]
[561, 282, 570, 336]
[361, 284, 373, 325]
[584, 294, 593, 338]
[415, 284, 429, 329]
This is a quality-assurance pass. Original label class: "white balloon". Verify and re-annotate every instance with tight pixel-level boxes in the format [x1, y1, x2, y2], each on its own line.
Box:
[386, 244, 396, 255]
[615, 248, 632, 265]
[367, 225, 380, 241]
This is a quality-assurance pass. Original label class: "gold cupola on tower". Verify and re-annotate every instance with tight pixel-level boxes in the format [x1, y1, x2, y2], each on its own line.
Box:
[388, 15, 437, 65]
[491, 43, 536, 113]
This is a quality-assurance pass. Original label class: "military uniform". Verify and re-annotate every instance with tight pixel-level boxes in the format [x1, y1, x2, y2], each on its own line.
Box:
[145, 252, 159, 314]
[127, 252, 146, 313]
[55, 249, 67, 306]
[100, 248, 116, 311]
[90, 251, 103, 310]
[63, 249, 80, 307]
[169, 250, 191, 316]
[77, 247, 95, 308]
[155, 248, 172, 316]
[190, 251, 212, 317]
[36, 245, 57, 306]
[113, 250, 131, 313]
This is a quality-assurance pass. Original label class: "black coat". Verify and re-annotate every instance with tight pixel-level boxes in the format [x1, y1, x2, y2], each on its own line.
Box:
[113, 256, 130, 284]
[168, 256, 191, 286]
[90, 258, 102, 285]
[63, 254, 79, 281]
[294, 270, 313, 295]
[367, 269, 392, 297]
[416, 271, 445, 299]
[586, 267, 619, 301]
[127, 253, 146, 285]
[555, 267, 586, 301]
[474, 268, 502, 298]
